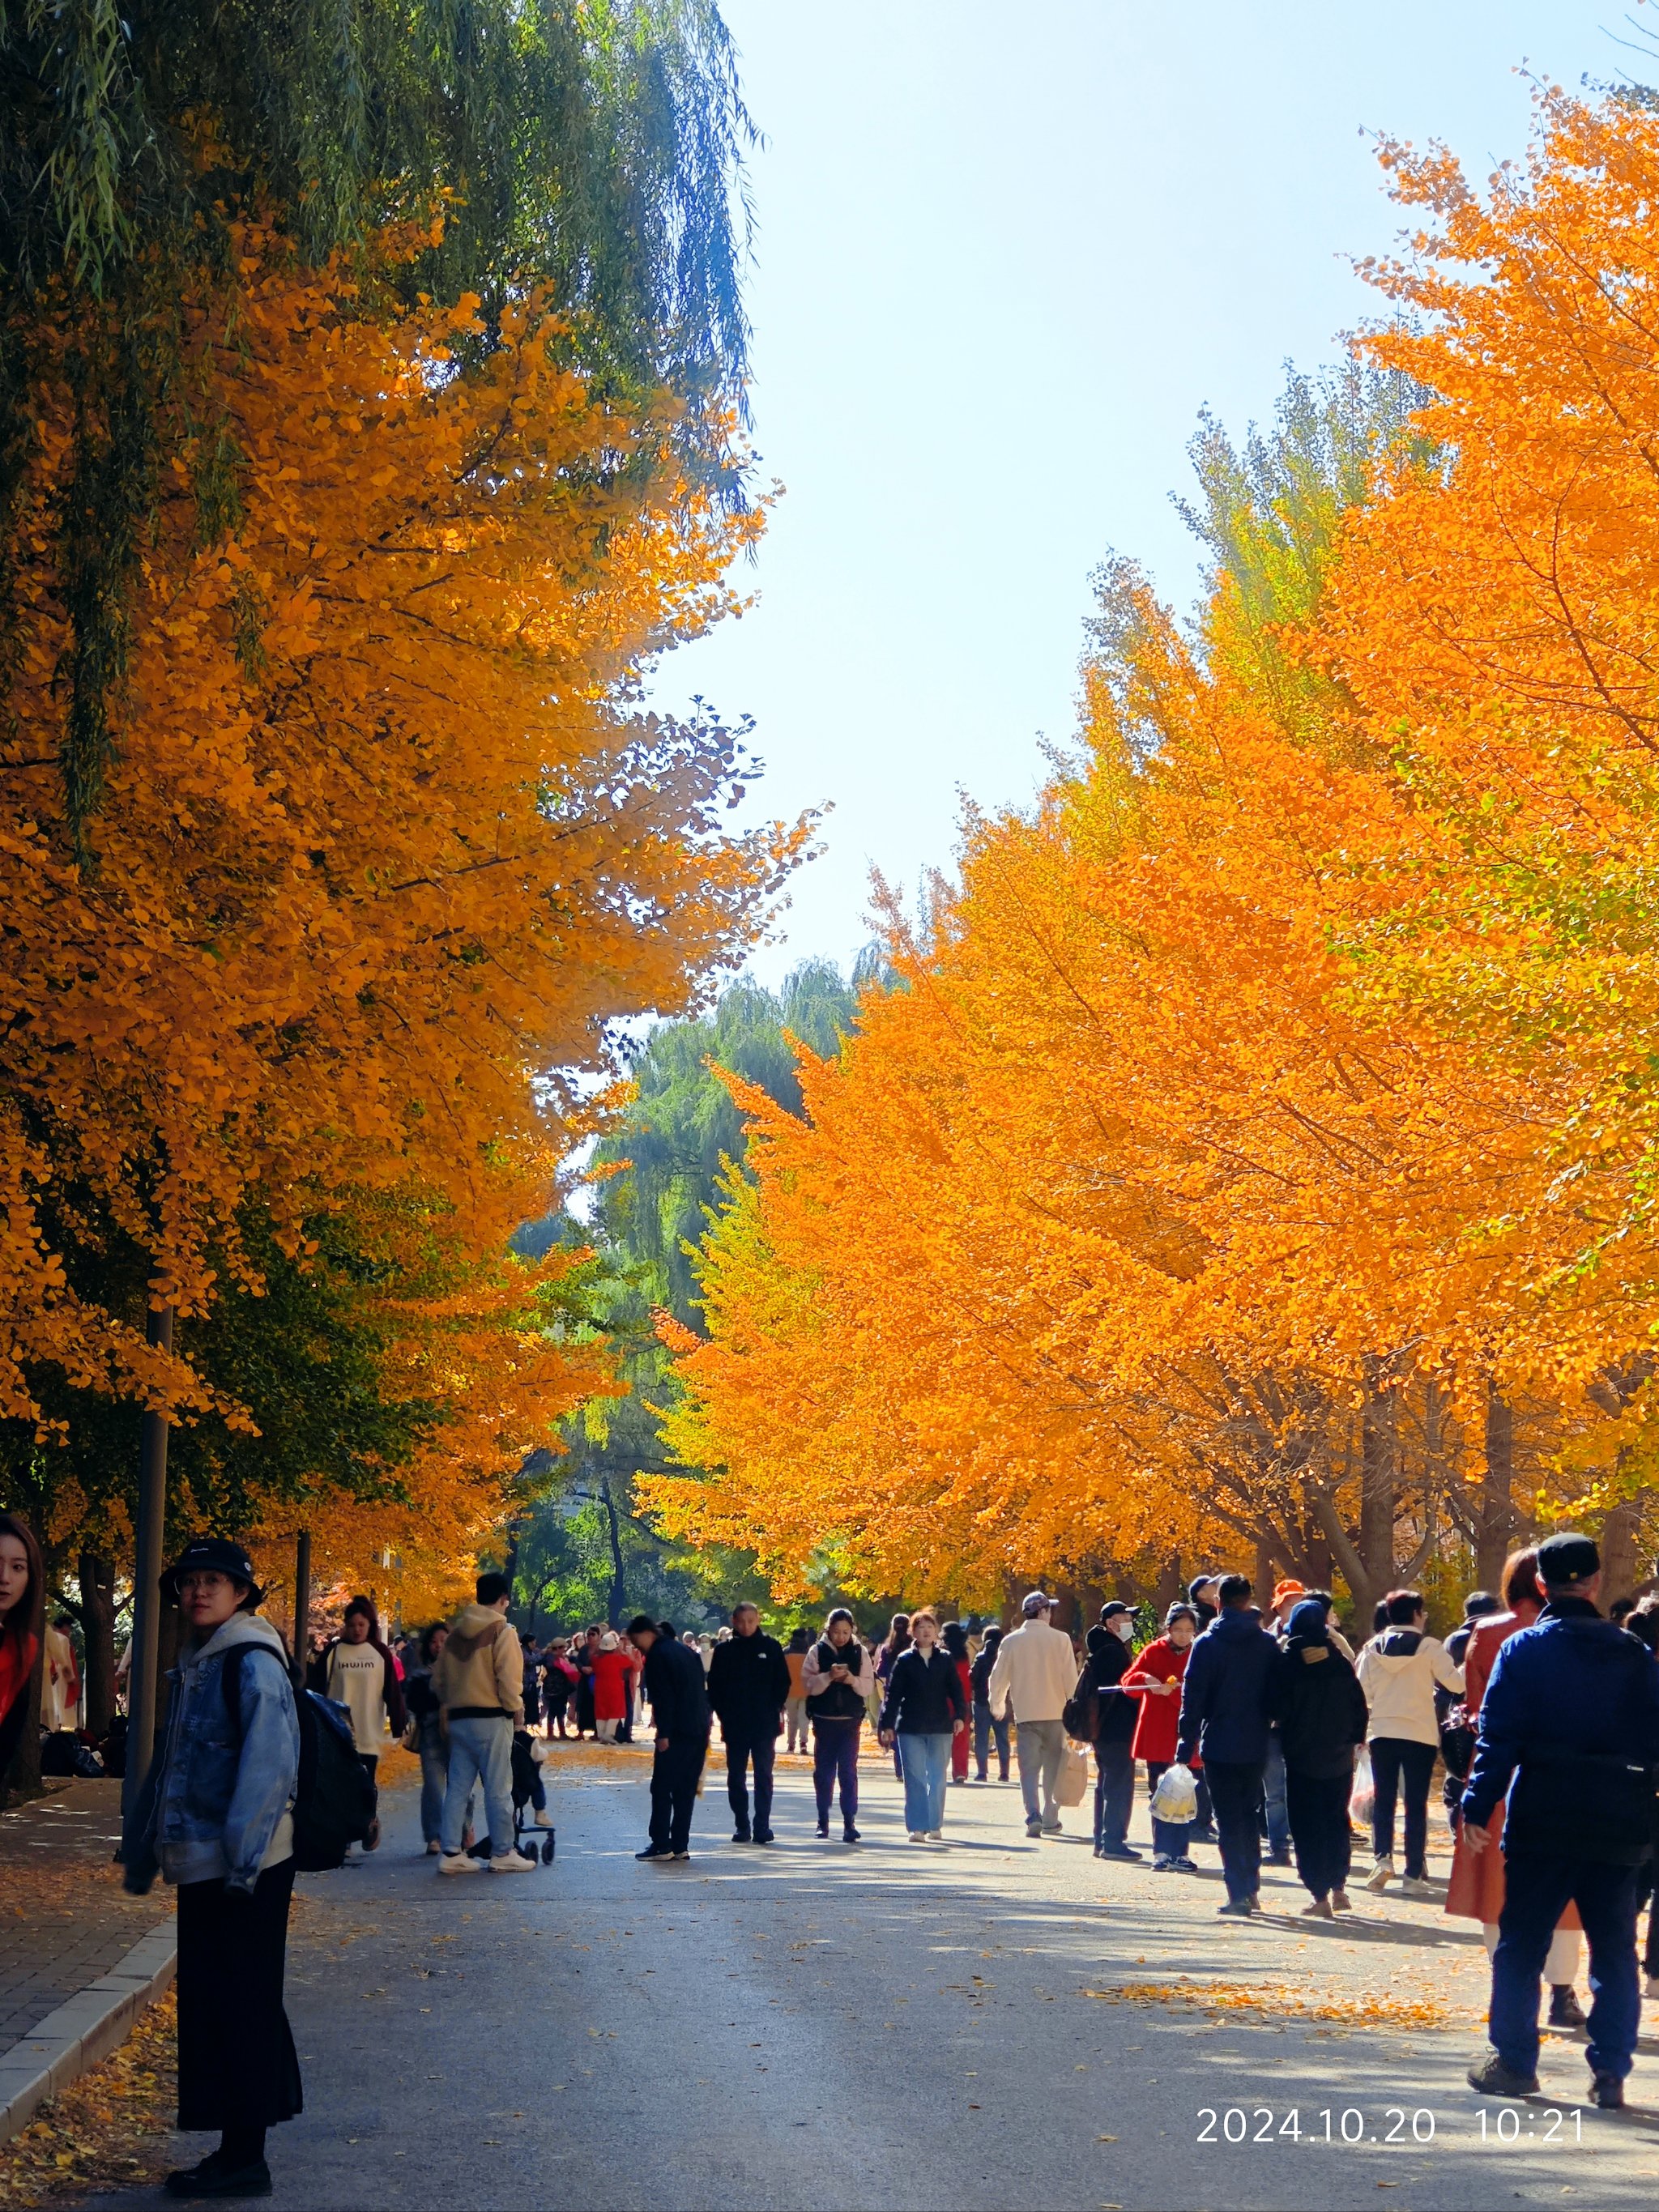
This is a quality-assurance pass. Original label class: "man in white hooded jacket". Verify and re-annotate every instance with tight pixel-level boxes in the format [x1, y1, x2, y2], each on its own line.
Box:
[987, 1594, 1080, 1837]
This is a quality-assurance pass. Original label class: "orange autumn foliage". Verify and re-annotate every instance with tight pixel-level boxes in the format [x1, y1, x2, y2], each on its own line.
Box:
[0, 216, 800, 1475]
[651, 91, 1659, 1606]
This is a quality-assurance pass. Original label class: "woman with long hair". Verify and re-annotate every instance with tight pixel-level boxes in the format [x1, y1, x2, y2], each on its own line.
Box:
[1445, 1549, 1585, 2026]
[122, 1537, 303, 2199]
[0, 1512, 43, 1788]
[877, 1608, 969, 1843]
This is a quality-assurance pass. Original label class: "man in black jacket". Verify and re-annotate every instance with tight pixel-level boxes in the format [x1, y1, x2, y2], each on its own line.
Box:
[1089, 1607, 1142, 1861]
[707, 1602, 791, 1843]
[627, 1615, 712, 1860]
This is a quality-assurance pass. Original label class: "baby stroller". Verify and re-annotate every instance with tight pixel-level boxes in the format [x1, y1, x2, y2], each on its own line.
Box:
[466, 1731, 555, 1865]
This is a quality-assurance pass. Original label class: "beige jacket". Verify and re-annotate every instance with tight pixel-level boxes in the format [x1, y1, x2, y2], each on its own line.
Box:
[986, 1618, 1077, 1724]
[433, 1603, 524, 1723]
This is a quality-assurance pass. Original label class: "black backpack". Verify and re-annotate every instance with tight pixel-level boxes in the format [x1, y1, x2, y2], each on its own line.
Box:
[224, 1644, 377, 1871]
[1063, 1667, 1099, 1742]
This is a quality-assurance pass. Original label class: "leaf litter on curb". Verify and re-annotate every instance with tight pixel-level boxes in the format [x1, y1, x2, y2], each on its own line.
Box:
[0, 1991, 177, 2206]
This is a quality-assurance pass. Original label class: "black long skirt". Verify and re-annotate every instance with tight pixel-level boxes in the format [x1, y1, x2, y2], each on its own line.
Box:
[175, 1859, 304, 2132]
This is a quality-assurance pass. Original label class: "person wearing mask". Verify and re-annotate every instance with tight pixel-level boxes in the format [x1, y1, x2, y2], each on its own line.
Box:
[783, 1626, 812, 1754]
[941, 1623, 976, 1783]
[707, 1602, 791, 1844]
[1355, 1588, 1465, 1895]
[432, 1571, 530, 1875]
[970, 1625, 1011, 1782]
[1447, 1551, 1586, 2030]
[0, 1514, 43, 1790]
[628, 1615, 711, 1860]
[1124, 1604, 1201, 1869]
[1463, 1532, 1659, 2109]
[319, 1596, 406, 1856]
[988, 1593, 1081, 1839]
[1087, 1604, 1142, 1861]
[121, 1538, 302, 2201]
[875, 1614, 911, 1777]
[591, 1630, 633, 1745]
[879, 1608, 969, 1841]
[801, 1608, 873, 1841]
[1176, 1572, 1278, 1917]
[1269, 1598, 1369, 1917]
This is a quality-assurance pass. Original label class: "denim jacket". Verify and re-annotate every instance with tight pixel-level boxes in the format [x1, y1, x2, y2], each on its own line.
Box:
[121, 1613, 300, 1896]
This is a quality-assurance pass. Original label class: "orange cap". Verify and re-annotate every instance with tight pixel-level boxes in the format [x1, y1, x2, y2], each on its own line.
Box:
[1271, 1579, 1307, 1608]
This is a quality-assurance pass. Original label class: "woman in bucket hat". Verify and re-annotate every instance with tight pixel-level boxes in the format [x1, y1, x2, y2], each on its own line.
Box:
[122, 1538, 302, 2199]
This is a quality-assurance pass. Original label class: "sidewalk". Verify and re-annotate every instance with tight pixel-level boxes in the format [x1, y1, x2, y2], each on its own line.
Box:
[0, 1780, 174, 2143]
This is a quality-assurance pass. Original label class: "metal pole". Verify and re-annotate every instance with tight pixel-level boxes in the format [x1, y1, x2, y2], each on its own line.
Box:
[122, 1302, 173, 1817]
[292, 1530, 312, 1686]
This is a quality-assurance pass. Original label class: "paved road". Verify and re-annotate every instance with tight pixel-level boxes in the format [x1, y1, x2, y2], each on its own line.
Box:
[99, 1744, 1658, 2210]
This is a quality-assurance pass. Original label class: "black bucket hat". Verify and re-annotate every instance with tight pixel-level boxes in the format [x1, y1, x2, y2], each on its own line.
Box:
[162, 1536, 264, 1605]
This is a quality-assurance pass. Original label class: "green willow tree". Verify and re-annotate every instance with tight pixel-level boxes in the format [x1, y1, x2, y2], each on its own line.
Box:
[0, 0, 754, 845]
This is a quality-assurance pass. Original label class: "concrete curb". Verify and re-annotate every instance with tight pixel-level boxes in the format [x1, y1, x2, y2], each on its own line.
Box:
[0, 1922, 175, 2147]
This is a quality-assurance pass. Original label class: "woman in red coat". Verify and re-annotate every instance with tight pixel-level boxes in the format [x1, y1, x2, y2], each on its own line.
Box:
[943, 1624, 975, 1781]
[1122, 1603, 1200, 1869]
[591, 1632, 633, 1744]
[1444, 1549, 1584, 2024]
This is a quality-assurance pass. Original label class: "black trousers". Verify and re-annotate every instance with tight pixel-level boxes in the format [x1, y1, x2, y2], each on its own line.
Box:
[1286, 1767, 1354, 1901]
[724, 1725, 777, 1835]
[1205, 1758, 1265, 1905]
[176, 1860, 303, 2133]
[649, 1734, 709, 1853]
[1369, 1736, 1435, 1877]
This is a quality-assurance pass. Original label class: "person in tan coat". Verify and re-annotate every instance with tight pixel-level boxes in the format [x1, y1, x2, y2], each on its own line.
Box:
[432, 1571, 529, 1876]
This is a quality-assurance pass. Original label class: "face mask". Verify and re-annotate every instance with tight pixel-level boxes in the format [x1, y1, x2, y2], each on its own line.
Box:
[1111, 1617, 1134, 1640]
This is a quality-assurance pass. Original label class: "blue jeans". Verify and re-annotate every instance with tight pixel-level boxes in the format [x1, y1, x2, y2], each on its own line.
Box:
[973, 1699, 1010, 1779]
[1094, 1739, 1136, 1851]
[418, 1738, 446, 1843]
[1146, 1760, 1194, 1860]
[440, 1715, 514, 1857]
[1491, 1856, 1641, 2080]
[1263, 1733, 1290, 1856]
[898, 1732, 952, 1832]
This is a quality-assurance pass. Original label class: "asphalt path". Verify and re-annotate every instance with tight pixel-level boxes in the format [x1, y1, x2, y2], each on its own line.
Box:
[96, 1741, 1659, 2211]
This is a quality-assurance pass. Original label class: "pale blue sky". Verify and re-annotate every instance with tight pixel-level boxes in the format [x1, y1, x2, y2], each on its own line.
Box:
[650, 0, 1638, 987]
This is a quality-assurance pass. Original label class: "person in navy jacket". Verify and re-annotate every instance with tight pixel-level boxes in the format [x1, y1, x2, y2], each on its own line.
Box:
[1462, 1532, 1659, 2109]
[1176, 1573, 1278, 1917]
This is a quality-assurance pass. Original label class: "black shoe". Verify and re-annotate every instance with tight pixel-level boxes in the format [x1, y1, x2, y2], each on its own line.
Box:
[1467, 2049, 1539, 2099]
[636, 1845, 672, 1860]
[1266, 1849, 1292, 1866]
[753, 1831, 775, 1844]
[1098, 1843, 1144, 1861]
[816, 1820, 830, 1837]
[1190, 1826, 1218, 1845]
[731, 1829, 751, 1844]
[1589, 2071, 1624, 2109]
[842, 1826, 861, 1843]
[1548, 1984, 1589, 2029]
[165, 2157, 272, 2200]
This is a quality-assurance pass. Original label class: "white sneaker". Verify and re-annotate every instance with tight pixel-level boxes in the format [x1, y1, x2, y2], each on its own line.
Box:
[925, 1828, 944, 1841]
[437, 1851, 484, 1876]
[490, 1848, 535, 1873]
[1365, 1856, 1395, 1891]
[1398, 1874, 1435, 1898]
[908, 1831, 927, 1843]
[534, 1808, 553, 1828]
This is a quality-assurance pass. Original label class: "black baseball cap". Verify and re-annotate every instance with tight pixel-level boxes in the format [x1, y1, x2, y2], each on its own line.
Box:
[162, 1537, 262, 1601]
[1537, 1532, 1600, 1587]
[1099, 1601, 1134, 1621]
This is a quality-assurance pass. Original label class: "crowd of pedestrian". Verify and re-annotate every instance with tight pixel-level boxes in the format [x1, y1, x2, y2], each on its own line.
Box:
[94, 1526, 1659, 2196]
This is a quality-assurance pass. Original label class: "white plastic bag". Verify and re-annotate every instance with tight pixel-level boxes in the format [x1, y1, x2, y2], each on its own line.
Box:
[1350, 1745, 1374, 1832]
[1149, 1760, 1198, 1824]
[1055, 1741, 1090, 1807]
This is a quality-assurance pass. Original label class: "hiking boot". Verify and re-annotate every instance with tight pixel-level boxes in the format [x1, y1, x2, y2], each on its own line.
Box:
[1467, 2048, 1539, 2098]
[1301, 1896, 1335, 1919]
[1548, 1985, 1589, 2029]
[164, 2160, 272, 2201]
[1331, 1886, 1352, 1912]
[1365, 1856, 1395, 1890]
[490, 1846, 535, 1872]
[437, 1850, 484, 1875]
[1217, 1898, 1253, 1918]
[1589, 2071, 1624, 2109]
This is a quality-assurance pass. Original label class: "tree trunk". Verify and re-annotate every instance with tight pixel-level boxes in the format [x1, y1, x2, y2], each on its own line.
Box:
[599, 1478, 626, 1627]
[1476, 1383, 1516, 1592]
[1354, 1358, 1399, 1618]
[1253, 1533, 1276, 1599]
[79, 1551, 117, 1737]
[1599, 1500, 1644, 1605]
